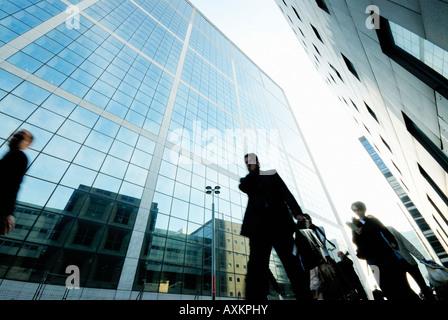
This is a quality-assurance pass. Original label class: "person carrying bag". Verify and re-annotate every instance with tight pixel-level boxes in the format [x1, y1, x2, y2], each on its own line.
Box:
[422, 260, 448, 300]
[293, 220, 327, 299]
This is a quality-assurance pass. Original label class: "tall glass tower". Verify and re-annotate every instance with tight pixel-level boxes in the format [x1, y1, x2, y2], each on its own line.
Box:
[0, 0, 364, 299]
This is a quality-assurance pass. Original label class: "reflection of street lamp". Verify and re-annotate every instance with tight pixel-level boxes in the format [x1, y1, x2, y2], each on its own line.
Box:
[205, 185, 220, 300]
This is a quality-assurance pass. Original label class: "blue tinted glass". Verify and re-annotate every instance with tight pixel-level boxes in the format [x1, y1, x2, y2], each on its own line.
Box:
[34, 65, 67, 86]
[69, 106, 99, 127]
[0, 69, 23, 91]
[130, 149, 152, 168]
[74, 145, 106, 171]
[27, 107, 65, 132]
[35, 35, 64, 54]
[390, 21, 448, 80]
[0, 94, 38, 120]
[119, 181, 143, 199]
[101, 155, 127, 179]
[0, 24, 19, 43]
[69, 68, 97, 87]
[27, 153, 70, 183]
[94, 173, 121, 193]
[12, 81, 51, 105]
[116, 127, 138, 146]
[109, 140, 133, 162]
[57, 119, 90, 143]
[22, 43, 53, 63]
[0, 15, 30, 37]
[46, 28, 73, 47]
[60, 78, 90, 97]
[124, 164, 148, 186]
[94, 117, 119, 137]
[0, 113, 21, 140]
[61, 164, 97, 189]
[7, 51, 42, 73]
[48, 56, 77, 75]
[40, 94, 76, 117]
[43, 135, 81, 162]
[84, 130, 113, 153]
[105, 99, 127, 117]
[17, 176, 56, 207]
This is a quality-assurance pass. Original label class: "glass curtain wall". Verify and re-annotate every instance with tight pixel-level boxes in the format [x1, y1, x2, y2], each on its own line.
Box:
[0, 0, 348, 299]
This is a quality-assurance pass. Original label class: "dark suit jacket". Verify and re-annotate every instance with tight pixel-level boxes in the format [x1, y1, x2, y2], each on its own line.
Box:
[239, 168, 303, 238]
[0, 149, 28, 217]
[352, 215, 398, 265]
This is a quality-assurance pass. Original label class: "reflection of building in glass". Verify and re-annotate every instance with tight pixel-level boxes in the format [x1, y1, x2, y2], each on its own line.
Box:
[0, 0, 363, 299]
[0, 184, 140, 291]
[135, 218, 250, 298]
[276, 0, 448, 266]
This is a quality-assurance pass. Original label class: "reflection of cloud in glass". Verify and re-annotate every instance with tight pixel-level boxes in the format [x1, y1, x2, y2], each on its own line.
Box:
[17, 176, 56, 207]
[73, 146, 106, 171]
[119, 181, 143, 199]
[93, 173, 121, 194]
[101, 155, 127, 179]
[45, 185, 76, 210]
[43, 135, 81, 162]
[61, 164, 97, 189]
[27, 153, 69, 183]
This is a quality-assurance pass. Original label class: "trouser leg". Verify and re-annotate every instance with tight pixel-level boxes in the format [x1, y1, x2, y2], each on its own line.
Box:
[273, 234, 312, 301]
[246, 236, 272, 300]
[406, 262, 435, 300]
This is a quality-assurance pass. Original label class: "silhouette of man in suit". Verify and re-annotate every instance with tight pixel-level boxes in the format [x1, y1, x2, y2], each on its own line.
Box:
[239, 153, 310, 300]
[351, 201, 419, 300]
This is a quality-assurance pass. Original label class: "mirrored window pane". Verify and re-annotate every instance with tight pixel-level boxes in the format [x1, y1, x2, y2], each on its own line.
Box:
[94, 173, 121, 194]
[119, 182, 143, 199]
[390, 21, 448, 79]
[188, 203, 204, 225]
[94, 117, 120, 137]
[45, 185, 77, 211]
[69, 106, 99, 128]
[12, 81, 50, 105]
[109, 140, 133, 162]
[101, 155, 128, 179]
[0, 113, 22, 140]
[60, 164, 97, 189]
[130, 149, 152, 168]
[0, 94, 38, 120]
[155, 175, 175, 196]
[40, 94, 76, 117]
[57, 119, 91, 143]
[152, 192, 172, 215]
[17, 176, 56, 208]
[124, 164, 148, 186]
[73, 146, 106, 171]
[84, 130, 114, 153]
[27, 154, 69, 183]
[171, 198, 188, 220]
[43, 135, 81, 162]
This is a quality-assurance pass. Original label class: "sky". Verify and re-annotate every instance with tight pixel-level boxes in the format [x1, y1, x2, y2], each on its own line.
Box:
[188, 0, 417, 233]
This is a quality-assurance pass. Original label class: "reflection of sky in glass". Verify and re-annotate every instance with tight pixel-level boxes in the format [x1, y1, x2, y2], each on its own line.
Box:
[390, 21, 448, 79]
[0, 0, 349, 297]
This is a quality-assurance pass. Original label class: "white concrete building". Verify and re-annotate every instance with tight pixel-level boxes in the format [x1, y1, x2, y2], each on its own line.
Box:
[276, 0, 448, 265]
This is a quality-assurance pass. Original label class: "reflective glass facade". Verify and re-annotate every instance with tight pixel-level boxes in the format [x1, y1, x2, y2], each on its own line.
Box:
[390, 21, 448, 80]
[0, 0, 357, 299]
